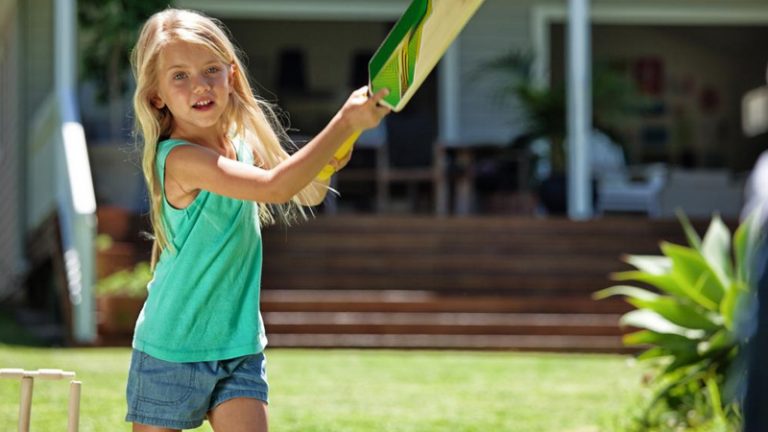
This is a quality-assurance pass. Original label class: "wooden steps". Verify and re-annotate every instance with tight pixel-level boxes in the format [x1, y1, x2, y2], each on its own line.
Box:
[260, 216, 698, 352]
[265, 334, 631, 352]
[261, 290, 630, 314]
[261, 290, 630, 352]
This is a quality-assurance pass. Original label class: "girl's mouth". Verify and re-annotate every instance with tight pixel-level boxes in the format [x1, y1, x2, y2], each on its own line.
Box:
[192, 100, 214, 111]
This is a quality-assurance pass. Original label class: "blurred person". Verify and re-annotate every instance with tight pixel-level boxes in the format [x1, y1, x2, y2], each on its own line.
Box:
[741, 66, 768, 432]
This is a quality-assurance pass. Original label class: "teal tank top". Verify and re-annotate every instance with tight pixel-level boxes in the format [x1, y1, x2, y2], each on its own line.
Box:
[132, 138, 267, 362]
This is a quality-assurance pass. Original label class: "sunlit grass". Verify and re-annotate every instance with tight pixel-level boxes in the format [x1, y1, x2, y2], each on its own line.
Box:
[0, 345, 641, 431]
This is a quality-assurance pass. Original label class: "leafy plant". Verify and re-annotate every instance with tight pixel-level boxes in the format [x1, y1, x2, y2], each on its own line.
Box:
[594, 211, 761, 431]
[95, 233, 114, 252]
[95, 261, 151, 298]
[78, 0, 168, 137]
[481, 50, 642, 175]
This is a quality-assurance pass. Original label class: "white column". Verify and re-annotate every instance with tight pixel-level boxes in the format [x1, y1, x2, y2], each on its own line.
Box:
[55, 0, 97, 343]
[438, 42, 460, 145]
[566, 0, 593, 220]
[438, 42, 462, 214]
[54, 0, 76, 93]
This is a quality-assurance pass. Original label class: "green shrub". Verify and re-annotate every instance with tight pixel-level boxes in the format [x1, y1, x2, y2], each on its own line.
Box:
[95, 261, 151, 297]
[595, 212, 761, 431]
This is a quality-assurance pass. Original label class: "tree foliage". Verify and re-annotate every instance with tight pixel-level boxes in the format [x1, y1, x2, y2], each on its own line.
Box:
[79, 0, 169, 102]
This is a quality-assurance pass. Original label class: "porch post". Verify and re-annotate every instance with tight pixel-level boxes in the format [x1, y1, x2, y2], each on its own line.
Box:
[55, 0, 97, 343]
[566, 0, 593, 219]
[437, 42, 460, 215]
[438, 43, 460, 145]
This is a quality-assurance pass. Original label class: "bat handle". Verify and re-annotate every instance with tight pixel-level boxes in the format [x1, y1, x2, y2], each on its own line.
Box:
[316, 129, 362, 181]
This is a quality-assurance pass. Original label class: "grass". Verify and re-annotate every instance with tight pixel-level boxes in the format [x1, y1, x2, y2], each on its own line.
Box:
[0, 344, 642, 431]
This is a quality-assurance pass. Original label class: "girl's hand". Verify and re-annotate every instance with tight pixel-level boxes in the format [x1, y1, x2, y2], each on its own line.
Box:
[339, 86, 391, 131]
[328, 147, 353, 174]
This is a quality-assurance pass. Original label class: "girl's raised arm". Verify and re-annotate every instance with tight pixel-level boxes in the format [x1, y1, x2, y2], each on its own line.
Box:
[165, 87, 390, 206]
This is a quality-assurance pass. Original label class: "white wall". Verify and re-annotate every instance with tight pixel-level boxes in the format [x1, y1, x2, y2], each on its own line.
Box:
[0, 0, 23, 295]
[456, 0, 531, 144]
[27, 95, 58, 230]
[178, 0, 408, 20]
[23, 0, 57, 230]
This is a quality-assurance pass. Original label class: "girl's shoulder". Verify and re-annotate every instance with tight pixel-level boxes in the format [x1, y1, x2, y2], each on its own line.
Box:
[155, 138, 206, 162]
[158, 137, 195, 151]
[155, 139, 201, 179]
[157, 136, 249, 165]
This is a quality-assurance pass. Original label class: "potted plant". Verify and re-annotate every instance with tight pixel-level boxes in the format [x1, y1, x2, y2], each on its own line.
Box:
[482, 51, 641, 213]
[95, 261, 151, 339]
[594, 211, 760, 430]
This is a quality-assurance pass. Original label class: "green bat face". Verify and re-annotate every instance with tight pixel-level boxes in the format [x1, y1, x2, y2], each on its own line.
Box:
[369, 0, 432, 111]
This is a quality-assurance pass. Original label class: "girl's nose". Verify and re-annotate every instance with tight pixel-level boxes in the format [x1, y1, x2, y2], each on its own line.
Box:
[193, 76, 212, 93]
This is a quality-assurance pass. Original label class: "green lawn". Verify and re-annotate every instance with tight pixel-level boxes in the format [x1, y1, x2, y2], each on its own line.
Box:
[0, 344, 642, 431]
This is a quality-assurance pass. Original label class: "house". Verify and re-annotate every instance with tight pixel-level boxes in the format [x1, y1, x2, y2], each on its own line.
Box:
[0, 0, 96, 344]
[169, 0, 765, 217]
[2, 0, 767, 345]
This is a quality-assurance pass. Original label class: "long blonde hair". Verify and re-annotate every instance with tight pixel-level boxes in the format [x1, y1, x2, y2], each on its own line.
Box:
[131, 8, 310, 265]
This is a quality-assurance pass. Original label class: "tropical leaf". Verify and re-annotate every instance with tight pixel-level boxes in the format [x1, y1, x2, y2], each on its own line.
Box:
[620, 310, 706, 339]
[734, 211, 760, 285]
[720, 281, 748, 331]
[593, 285, 658, 301]
[661, 351, 706, 377]
[696, 329, 733, 356]
[637, 346, 667, 361]
[627, 296, 719, 332]
[701, 215, 733, 283]
[623, 254, 672, 275]
[623, 329, 698, 353]
[662, 242, 724, 308]
[706, 375, 726, 424]
[676, 208, 702, 250]
[612, 270, 687, 299]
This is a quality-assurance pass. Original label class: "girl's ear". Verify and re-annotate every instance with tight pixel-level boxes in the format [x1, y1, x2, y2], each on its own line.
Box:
[228, 63, 237, 92]
[151, 95, 165, 109]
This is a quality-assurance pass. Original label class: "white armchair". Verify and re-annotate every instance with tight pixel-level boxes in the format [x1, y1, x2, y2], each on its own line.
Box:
[597, 163, 667, 217]
[591, 131, 667, 217]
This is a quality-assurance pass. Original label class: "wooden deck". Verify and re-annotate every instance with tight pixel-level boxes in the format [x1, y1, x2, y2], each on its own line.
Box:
[260, 215, 697, 352]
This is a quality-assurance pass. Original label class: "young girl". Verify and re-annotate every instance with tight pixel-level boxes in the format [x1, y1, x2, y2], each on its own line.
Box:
[126, 8, 389, 432]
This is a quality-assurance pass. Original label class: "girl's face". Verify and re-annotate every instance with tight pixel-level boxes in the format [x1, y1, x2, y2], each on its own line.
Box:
[153, 41, 235, 140]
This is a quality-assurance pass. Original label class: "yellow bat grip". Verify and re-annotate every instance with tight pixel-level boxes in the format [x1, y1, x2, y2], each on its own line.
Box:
[316, 129, 362, 180]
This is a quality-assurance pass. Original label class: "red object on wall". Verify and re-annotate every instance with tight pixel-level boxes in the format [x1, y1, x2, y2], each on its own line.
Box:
[633, 57, 664, 95]
[699, 86, 721, 113]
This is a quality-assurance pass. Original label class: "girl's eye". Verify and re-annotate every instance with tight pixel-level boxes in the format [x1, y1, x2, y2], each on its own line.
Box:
[206, 66, 220, 74]
[173, 72, 187, 80]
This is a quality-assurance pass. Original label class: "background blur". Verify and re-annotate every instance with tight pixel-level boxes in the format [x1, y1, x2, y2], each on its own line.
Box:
[1, 0, 766, 352]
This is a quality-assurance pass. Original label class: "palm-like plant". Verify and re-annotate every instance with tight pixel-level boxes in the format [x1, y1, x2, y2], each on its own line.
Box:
[482, 51, 640, 175]
[595, 212, 761, 430]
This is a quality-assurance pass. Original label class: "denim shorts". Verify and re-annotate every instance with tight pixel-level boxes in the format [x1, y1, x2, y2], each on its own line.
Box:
[125, 349, 268, 429]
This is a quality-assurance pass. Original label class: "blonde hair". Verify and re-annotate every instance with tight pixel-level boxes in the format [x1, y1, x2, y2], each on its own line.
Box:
[131, 8, 310, 265]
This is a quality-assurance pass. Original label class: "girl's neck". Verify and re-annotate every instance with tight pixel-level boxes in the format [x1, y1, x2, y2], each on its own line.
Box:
[170, 126, 230, 154]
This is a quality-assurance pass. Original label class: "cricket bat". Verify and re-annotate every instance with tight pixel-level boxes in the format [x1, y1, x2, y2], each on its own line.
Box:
[317, 0, 485, 180]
